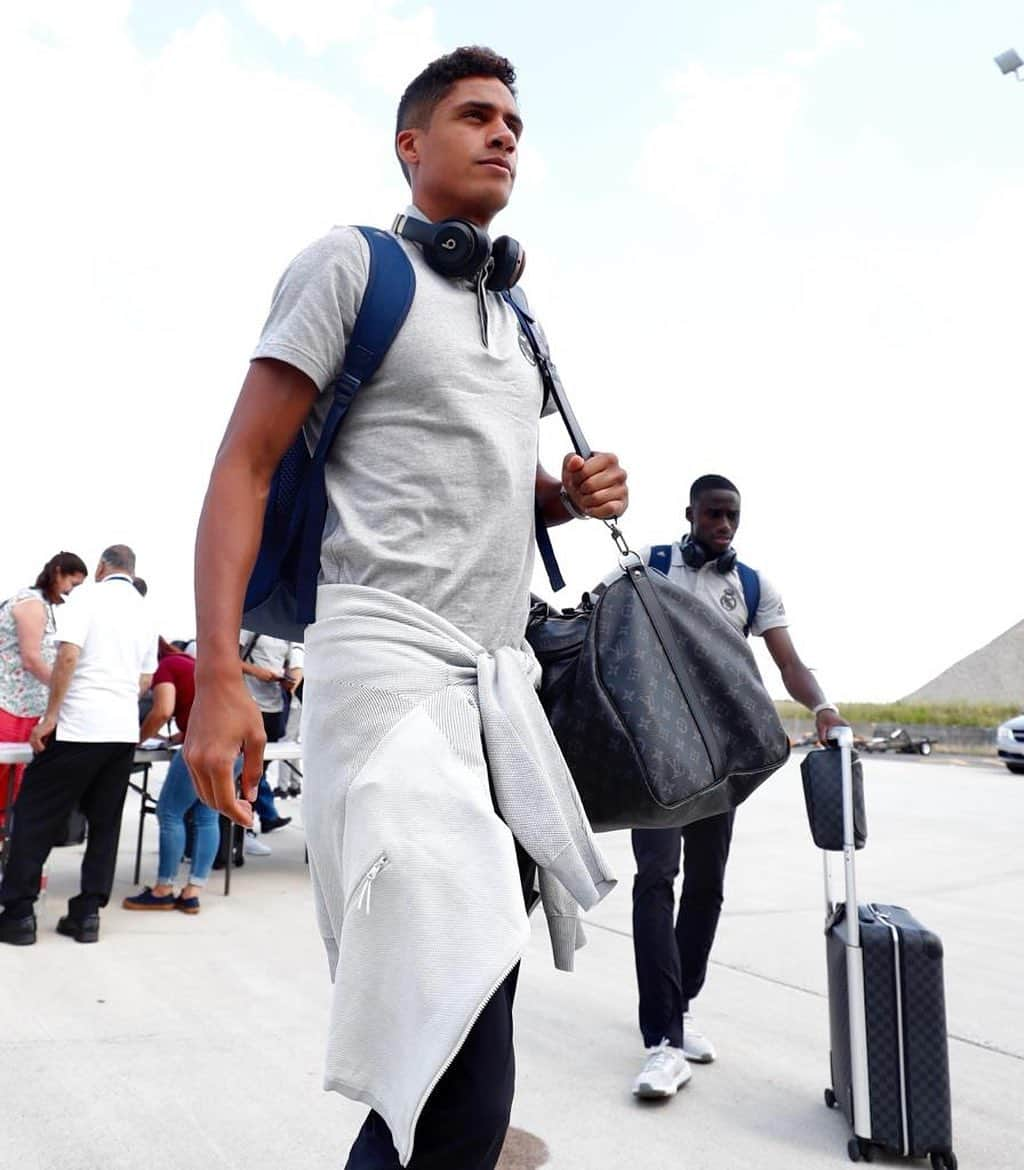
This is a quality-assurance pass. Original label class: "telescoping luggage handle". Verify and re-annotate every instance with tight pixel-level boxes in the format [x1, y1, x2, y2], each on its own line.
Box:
[826, 724, 872, 1139]
[824, 725, 861, 940]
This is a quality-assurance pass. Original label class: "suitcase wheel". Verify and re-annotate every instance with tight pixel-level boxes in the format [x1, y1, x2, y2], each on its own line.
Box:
[824, 1088, 837, 1109]
[930, 1152, 957, 1170]
[847, 1137, 874, 1163]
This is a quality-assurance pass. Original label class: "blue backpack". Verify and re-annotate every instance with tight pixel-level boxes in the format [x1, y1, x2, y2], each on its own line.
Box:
[243, 229, 566, 641]
[242, 227, 415, 641]
[646, 545, 761, 637]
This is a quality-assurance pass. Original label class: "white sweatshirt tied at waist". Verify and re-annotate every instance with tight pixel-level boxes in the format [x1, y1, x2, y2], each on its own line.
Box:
[311, 583, 616, 967]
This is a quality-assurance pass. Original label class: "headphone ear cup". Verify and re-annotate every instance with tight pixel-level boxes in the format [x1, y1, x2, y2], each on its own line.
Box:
[681, 539, 706, 570]
[716, 547, 738, 574]
[486, 236, 525, 291]
[424, 219, 491, 278]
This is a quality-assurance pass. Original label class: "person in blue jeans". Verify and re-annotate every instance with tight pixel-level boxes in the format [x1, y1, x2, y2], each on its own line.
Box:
[123, 645, 217, 913]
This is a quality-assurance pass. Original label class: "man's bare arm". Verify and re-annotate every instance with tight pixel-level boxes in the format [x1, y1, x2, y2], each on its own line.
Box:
[29, 642, 80, 753]
[139, 681, 176, 743]
[185, 358, 317, 824]
[763, 627, 847, 743]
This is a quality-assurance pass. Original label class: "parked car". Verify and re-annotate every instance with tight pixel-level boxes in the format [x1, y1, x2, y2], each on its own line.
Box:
[861, 726, 932, 756]
[995, 714, 1024, 775]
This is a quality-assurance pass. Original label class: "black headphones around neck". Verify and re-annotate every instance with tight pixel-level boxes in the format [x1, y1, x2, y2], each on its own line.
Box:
[392, 214, 525, 291]
[681, 535, 738, 575]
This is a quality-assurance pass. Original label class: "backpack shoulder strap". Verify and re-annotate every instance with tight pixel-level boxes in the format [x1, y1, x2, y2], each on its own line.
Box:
[647, 545, 673, 576]
[737, 562, 760, 637]
[295, 228, 416, 622]
[241, 633, 260, 662]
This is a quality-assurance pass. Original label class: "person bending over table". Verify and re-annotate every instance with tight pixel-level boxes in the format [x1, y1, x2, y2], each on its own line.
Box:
[122, 642, 214, 915]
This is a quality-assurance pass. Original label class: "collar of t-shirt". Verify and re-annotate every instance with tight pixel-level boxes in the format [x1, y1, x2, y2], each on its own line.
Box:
[101, 574, 134, 585]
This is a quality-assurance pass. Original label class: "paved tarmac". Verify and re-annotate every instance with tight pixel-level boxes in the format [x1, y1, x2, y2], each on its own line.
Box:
[1, 752, 1021, 1170]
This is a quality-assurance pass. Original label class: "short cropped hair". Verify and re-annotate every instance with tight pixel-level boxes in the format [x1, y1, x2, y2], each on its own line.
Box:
[689, 475, 739, 504]
[100, 544, 137, 574]
[395, 46, 517, 182]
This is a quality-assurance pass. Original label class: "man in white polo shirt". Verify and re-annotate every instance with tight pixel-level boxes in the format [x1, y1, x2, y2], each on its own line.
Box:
[0, 544, 157, 946]
[622, 475, 848, 1100]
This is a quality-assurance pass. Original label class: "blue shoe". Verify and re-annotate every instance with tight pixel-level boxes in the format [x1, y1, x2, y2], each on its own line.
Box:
[122, 887, 177, 911]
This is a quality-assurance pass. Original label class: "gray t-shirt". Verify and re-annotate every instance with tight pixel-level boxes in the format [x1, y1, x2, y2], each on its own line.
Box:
[239, 630, 304, 714]
[251, 214, 552, 651]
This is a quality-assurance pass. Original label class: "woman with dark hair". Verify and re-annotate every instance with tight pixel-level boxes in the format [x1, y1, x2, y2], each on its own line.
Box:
[0, 552, 88, 813]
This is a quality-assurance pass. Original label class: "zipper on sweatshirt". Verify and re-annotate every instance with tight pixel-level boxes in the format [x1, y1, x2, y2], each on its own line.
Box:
[407, 951, 521, 1156]
[348, 852, 390, 916]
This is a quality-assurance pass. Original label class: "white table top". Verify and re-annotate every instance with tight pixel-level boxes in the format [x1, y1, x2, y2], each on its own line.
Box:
[0, 740, 302, 766]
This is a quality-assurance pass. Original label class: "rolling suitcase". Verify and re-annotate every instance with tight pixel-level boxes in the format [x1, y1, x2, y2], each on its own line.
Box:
[816, 727, 957, 1167]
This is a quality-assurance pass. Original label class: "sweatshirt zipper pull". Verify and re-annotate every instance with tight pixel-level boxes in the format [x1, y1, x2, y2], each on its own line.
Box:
[355, 853, 389, 915]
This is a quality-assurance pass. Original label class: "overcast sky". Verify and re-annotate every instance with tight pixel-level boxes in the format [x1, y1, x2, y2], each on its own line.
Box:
[3, 1, 1022, 702]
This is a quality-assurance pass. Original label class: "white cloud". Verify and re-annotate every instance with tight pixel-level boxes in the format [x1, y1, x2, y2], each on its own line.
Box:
[243, 0, 442, 90]
[633, 3, 862, 222]
[785, 2, 863, 68]
[1, 5, 402, 643]
[632, 64, 805, 221]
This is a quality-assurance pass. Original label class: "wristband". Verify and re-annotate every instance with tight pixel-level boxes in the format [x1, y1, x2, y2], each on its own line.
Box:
[559, 484, 591, 521]
[812, 702, 839, 717]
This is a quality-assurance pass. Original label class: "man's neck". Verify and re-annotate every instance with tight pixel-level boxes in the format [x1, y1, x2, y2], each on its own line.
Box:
[409, 192, 495, 230]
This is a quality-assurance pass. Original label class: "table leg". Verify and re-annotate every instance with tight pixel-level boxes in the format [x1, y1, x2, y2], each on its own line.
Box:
[224, 821, 237, 897]
[133, 764, 151, 886]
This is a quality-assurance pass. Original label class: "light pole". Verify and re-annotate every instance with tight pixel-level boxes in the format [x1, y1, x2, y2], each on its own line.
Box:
[994, 48, 1024, 80]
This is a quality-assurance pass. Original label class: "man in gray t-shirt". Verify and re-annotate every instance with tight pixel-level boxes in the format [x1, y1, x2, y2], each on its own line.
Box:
[186, 46, 629, 1170]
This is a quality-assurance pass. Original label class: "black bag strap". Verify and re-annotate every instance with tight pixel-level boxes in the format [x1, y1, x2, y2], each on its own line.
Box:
[503, 291, 725, 774]
[241, 633, 260, 662]
[504, 289, 590, 594]
[503, 288, 632, 567]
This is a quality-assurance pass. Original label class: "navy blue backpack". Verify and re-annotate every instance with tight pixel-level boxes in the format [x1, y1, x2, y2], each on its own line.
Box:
[646, 545, 761, 637]
[242, 227, 415, 641]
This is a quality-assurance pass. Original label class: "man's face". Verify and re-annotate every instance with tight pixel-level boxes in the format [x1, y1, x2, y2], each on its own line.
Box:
[398, 76, 522, 226]
[686, 490, 741, 553]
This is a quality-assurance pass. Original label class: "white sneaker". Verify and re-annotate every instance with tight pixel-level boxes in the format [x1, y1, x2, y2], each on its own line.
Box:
[632, 1040, 692, 1098]
[681, 1013, 716, 1063]
[244, 830, 272, 857]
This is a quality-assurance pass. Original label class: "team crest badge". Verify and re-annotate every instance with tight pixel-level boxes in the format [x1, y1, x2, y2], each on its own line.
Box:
[720, 587, 738, 612]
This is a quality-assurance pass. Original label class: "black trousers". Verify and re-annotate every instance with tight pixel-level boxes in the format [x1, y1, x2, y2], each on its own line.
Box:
[0, 739, 136, 920]
[345, 966, 520, 1170]
[631, 811, 736, 1049]
[345, 844, 536, 1170]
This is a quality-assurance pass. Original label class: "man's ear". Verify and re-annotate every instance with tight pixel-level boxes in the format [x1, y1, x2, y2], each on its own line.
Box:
[396, 128, 420, 172]
[684, 505, 693, 524]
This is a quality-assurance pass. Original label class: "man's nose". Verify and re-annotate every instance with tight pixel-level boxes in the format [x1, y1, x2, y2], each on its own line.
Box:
[488, 123, 516, 151]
